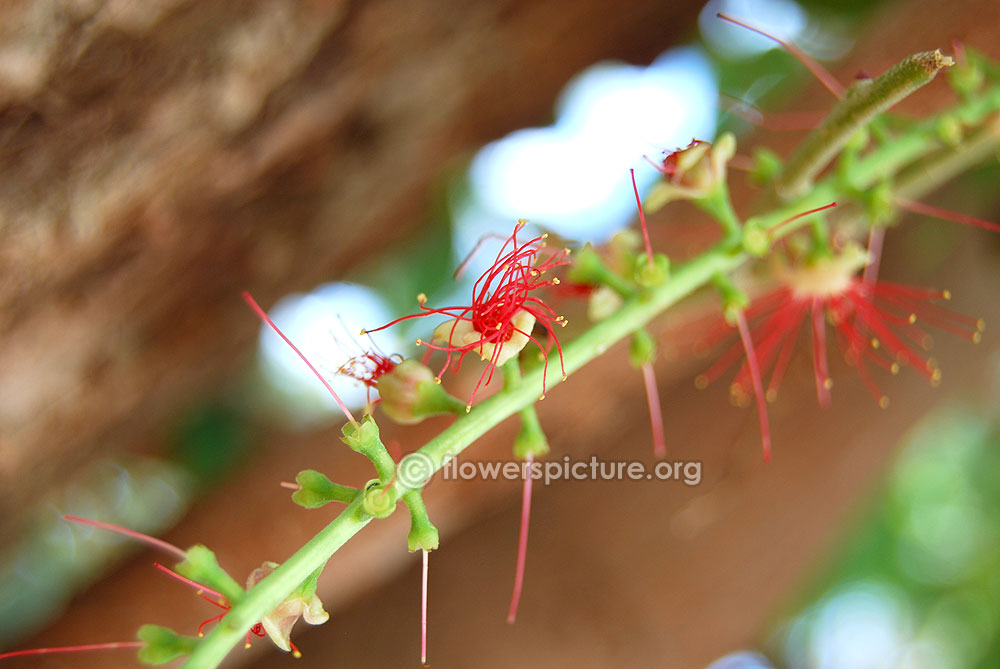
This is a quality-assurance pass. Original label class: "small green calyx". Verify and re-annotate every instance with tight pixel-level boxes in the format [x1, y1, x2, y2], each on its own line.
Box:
[741, 218, 769, 257]
[514, 405, 549, 460]
[361, 480, 397, 518]
[341, 415, 396, 483]
[137, 625, 198, 665]
[712, 274, 748, 326]
[750, 147, 782, 185]
[291, 470, 360, 509]
[863, 181, 896, 226]
[628, 328, 657, 369]
[935, 115, 963, 146]
[402, 490, 439, 552]
[175, 545, 245, 605]
[634, 253, 670, 287]
[377, 359, 465, 425]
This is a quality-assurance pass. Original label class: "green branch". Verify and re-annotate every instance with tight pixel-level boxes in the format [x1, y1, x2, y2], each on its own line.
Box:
[181, 76, 1000, 669]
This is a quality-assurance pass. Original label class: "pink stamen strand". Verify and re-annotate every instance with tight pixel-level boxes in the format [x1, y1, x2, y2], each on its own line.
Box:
[641, 363, 667, 458]
[421, 549, 429, 667]
[734, 311, 772, 462]
[153, 562, 226, 602]
[717, 13, 844, 99]
[242, 291, 359, 427]
[507, 452, 534, 624]
[895, 197, 1000, 234]
[811, 298, 833, 407]
[630, 168, 655, 265]
[64, 515, 187, 562]
[863, 225, 885, 286]
[280, 481, 301, 490]
[0, 642, 145, 661]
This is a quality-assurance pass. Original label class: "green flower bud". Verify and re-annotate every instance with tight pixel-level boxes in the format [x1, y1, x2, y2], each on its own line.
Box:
[376, 359, 465, 425]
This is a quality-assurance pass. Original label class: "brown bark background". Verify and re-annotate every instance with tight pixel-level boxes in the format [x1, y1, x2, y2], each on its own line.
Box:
[2, 0, 1000, 667]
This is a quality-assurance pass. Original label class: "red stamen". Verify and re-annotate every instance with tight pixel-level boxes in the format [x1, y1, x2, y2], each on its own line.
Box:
[811, 297, 833, 407]
[717, 13, 844, 98]
[863, 226, 885, 286]
[242, 291, 359, 427]
[63, 515, 187, 562]
[769, 201, 839, 236]
[735, 311, 772, 462]
[507, 453, 534, 624]
[896, 197, 1000, 234]
[153, 562, 226, 601]
[0, 642, 144, 660]
[630, 168, 655, 265]
[641, 363, 667, 458]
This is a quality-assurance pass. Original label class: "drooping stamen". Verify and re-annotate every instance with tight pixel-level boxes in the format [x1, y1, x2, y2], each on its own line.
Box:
[629, 168, 655, 266]
[717, 13, 845, 99]
[641, 363, 667, 458]
[863, 225, 885, 286]
[507, 453, 534, 624]
[768, 201, 839, 236]
[242, 291, 359, 427]
[63, 515, 187, 562]
[895, 197, 1000, 233]
[421, 549, 429, 667]
[0, 642, 145, 660]
[811, 297, 833, 407]
[734, 311, 772, 462]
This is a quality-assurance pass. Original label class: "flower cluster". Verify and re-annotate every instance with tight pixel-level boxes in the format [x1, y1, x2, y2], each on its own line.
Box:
[365, 221, 570, 410]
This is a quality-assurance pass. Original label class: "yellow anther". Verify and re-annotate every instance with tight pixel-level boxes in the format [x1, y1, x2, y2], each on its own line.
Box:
[694, 375, 709, 390]
[879, 396, 890, 409]
[823, 378, 834, 390]
[942, 290, 952, 300]
[417, 292, 427, 304]
[465, 404, 472, 413]
[766, 388, 778, 403]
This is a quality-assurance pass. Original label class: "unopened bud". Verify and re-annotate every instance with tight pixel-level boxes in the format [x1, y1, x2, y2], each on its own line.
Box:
[377, 359, 465, 425]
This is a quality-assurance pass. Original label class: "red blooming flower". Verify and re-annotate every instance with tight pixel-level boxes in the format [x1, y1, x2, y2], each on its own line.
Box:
[699, 244, 984, 413]
[364, 222, 570, 410]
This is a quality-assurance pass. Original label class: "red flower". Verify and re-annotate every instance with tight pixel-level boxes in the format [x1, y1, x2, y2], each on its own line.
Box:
[365, 222, 570, 409]
[699, 244, 984, 411]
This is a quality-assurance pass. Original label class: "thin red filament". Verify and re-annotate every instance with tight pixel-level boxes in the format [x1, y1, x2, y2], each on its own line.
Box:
[629, 168, 655, 266]
[0, 641, 145, 660]
[717, 13, 844, 99]
[64, 515, 187, 562]
[641, 363, 667, 458]
[507, 452, 534, 624]
[242, 291, 359, 426]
